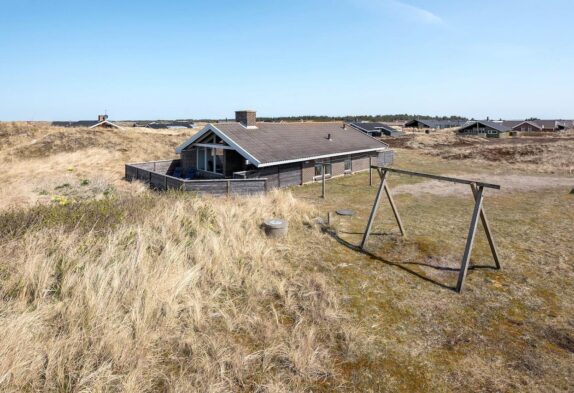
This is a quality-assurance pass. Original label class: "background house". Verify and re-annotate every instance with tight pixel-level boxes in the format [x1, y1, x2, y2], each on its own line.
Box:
[503, 120, 572, 132]
[404, 119, 467, 130]
[52, 114, 121, 129]
[347, 122, 405, 137]
[135, 120, 196, 129]
[458, 120, 511, 136]
[174, 110, 390, 187]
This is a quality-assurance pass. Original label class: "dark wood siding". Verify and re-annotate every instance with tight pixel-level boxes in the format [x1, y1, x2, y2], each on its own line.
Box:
[181, 148, 197, 172]
[278, 163, 302, 187]
[225, 150, 247, 176]
[255, 167, 280, 188]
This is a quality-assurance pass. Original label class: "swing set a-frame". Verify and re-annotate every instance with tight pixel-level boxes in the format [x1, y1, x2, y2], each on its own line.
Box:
[361, 166, 502, 293]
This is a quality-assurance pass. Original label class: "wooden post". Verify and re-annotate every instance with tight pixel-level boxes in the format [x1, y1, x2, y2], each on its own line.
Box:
[369, 158, 373, 186]
[384, 182, 406, 237]
[471, 183, 501, 270]
[456, 185, 484, 293]
[321, 164, 326, 198]
[227, 180, 231, 196]
[361, 170, 388, 249]
[277, 166, 281, 188]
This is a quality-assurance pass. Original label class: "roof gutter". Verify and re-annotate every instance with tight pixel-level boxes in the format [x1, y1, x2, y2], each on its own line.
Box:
[256, 147, 387, 168]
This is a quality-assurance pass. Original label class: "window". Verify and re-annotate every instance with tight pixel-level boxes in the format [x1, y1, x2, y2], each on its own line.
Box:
[314, 160, 331, 178]
[197, 148, 206, 170]
[215, 149, 224, 174]
[196, 147, 224, 175]
[206, 149, 215, 172]
[344, 157, 352, 172]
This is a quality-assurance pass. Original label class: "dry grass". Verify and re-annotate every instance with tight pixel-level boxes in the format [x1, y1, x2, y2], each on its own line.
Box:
[0, 190, 369, 392]
[433, 139, 574, 174]
[0, 122, 198, 209]
[396, 128, 574, 174]
[293, 155, 574, 391]
[0, 122, 368, 392]
[1, 121, 573, 391]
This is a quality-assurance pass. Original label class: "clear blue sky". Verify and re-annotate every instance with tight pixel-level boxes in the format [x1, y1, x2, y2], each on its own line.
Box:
[1, 0, 573, 120]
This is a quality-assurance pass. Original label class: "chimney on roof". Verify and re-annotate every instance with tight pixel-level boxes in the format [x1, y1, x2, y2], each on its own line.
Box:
[235, 110, 256, 128]
[98, 114, 108, 122]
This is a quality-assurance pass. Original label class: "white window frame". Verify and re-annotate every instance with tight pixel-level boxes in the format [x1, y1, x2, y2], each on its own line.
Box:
[313, 160, 332, 180]
[196, 146, 225, 175]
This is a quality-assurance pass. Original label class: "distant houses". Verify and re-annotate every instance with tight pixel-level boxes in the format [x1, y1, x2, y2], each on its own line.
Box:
[135, 121, 196, 129]
[502, 120, 572, 132]
[347, 122, 405, 137]
[457, 119, 573, 137]
[404, 119, 467, 130]
[52, 114, 122, 129]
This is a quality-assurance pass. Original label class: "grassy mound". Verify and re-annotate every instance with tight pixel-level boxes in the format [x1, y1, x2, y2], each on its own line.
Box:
[0, 191, 363, 391]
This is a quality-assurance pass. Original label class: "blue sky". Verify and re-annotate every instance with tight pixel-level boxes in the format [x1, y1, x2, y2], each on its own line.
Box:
[0, 0, 573, 120]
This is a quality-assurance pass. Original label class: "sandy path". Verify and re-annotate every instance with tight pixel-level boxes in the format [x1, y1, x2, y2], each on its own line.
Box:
[391, 174, 574, 196]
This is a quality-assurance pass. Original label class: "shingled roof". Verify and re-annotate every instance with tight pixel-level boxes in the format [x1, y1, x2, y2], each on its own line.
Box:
[458, 120, 511, 133]
[503, 120, 573, 131]
[348, 122, 393, 133]
[176, 122, 388, 167]
[405, 119, 467, 129]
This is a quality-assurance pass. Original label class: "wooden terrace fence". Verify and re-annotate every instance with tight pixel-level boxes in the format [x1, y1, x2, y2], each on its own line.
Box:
[125, 160, 268, 196]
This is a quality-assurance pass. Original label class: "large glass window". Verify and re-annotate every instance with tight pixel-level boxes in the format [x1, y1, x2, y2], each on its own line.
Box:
[206, 149, 215, 172]
[215, 149, 224, 174]
[197, 148, 206, 170]
[196, 147, 224, 174]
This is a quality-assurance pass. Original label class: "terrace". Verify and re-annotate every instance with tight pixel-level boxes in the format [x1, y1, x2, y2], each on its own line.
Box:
[125, 159, 268, 196]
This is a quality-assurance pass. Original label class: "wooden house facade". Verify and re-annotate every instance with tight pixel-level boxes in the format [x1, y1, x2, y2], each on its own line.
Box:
[457, 120, 511, 136]
[173, 110, 391, 188]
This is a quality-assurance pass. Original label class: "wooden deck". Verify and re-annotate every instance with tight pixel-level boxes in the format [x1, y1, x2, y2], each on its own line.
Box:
[125, 160, 268, 196]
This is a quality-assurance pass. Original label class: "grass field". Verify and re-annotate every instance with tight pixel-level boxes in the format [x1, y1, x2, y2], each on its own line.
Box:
[293, 150, 574, 391]
[0, 122, 572, 392]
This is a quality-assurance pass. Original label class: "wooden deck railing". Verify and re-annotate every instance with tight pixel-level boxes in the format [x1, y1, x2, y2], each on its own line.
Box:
[125, 160, 268, 196]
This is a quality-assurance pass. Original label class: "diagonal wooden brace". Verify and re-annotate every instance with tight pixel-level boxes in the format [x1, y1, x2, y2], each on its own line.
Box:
[456, 185, 484, 293]
[361, 170, 406, 249]
[361, 170, 388, 249]
[470, 183, 501, 270]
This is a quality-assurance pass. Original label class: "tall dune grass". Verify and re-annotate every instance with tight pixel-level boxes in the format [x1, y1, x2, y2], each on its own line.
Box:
[0, 190, 362, 391]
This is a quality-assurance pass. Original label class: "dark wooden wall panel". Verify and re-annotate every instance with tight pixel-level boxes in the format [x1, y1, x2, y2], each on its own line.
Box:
[278, 163, 302, 187]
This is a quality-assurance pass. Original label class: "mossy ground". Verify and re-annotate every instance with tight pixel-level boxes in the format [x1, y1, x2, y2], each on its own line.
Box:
[292, 150, 574, 392]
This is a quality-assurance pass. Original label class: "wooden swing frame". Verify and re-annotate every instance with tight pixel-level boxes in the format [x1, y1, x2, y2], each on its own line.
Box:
[361, 167, 502, 293]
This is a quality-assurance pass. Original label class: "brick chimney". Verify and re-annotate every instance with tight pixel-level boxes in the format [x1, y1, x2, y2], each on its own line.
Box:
[235, 110, 257, 128]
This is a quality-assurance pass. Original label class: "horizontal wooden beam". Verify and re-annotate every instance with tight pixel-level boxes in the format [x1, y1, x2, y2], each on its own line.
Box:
[192, 143, 234, 150]
[371, 167, 501, 190]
